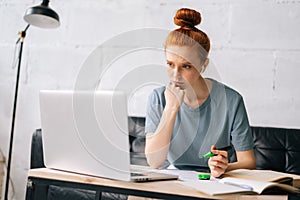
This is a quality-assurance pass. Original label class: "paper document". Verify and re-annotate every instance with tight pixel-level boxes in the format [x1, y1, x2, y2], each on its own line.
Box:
[224, 169, 300, 188]
[182, 177, 299, 196]
[158, 169, 202, 181]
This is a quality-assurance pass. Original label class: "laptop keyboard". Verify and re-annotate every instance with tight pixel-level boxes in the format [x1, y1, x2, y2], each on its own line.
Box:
[130, 172, 145, 177]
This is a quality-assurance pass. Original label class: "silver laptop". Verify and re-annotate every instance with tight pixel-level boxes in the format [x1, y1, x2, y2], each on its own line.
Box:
[39, 90, 178, 182]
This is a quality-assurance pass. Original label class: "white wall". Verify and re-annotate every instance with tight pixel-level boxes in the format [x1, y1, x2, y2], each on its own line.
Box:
[1, 0, 300, 199]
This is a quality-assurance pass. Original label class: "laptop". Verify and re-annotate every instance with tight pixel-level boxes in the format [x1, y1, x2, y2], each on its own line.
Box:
[39, 90, 178, 182]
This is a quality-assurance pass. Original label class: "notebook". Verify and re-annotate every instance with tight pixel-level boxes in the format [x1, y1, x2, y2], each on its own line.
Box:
[39, 90, 178, 182]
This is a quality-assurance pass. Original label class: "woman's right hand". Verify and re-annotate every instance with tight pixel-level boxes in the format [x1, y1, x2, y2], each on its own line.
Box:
[164, 83, 185, 111]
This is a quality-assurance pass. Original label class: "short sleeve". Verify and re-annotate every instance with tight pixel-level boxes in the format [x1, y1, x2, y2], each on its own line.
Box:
[145, 88, 165, 134]
[231, 97, 254, 151]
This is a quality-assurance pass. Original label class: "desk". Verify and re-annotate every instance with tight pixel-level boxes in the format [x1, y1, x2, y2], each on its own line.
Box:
[26, 168, 288, 200]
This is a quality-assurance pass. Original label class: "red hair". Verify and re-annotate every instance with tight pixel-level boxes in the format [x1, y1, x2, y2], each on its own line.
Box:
[165, 8, 210, 60]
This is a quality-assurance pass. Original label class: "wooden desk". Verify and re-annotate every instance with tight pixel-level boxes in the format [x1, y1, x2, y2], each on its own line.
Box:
[26, 168, 288, 200]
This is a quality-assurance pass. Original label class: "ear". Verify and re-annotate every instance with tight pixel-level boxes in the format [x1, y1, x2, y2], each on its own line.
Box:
[200, 58, 209, 74]
[204, 58, 209, 67]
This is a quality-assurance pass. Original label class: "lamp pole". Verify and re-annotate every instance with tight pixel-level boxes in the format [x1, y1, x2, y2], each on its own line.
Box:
[4, 24, 30, 200]
[4, 0, 59, 198]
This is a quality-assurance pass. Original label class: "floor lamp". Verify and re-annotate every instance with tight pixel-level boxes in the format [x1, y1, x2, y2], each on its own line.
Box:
[4, 1, 60, 199]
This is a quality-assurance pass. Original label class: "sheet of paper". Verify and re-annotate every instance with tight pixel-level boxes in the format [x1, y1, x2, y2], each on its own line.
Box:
[182, 180, 250, 195]
[158, 169, 203, 181]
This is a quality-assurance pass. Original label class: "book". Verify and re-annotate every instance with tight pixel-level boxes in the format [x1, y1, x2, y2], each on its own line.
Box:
[182, 177, 299, 196]
[223, 169, 300, 188]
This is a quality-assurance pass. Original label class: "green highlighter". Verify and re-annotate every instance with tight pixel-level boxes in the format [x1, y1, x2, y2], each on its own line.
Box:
[198, 173, 211, 180]
[202, 146, 232, 158]
[202, 151, 215, 158]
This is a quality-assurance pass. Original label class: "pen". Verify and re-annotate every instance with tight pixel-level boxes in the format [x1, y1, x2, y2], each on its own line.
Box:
[202, 146, 232, 158]
[222, 181, 253, 191]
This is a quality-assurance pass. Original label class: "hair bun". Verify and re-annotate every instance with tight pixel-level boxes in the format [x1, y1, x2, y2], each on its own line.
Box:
[174, 8, 201, 29]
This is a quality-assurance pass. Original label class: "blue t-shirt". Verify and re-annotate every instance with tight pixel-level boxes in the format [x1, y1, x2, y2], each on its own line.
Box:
[145, 79, 253, 169]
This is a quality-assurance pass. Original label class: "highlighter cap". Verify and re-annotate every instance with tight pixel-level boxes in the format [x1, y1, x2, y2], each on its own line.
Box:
[198, 173, 211, 180]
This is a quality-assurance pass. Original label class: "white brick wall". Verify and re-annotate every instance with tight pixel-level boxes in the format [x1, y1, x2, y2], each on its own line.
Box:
[1, 0, 300, 199]
[230, 2, 300, 49]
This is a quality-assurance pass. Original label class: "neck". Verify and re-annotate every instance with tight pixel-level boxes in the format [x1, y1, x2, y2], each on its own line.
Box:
[184, 78, 211, 108]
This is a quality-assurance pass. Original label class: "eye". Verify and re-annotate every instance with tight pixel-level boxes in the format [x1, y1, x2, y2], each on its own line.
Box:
[166, 62, 174, 68]
[183, 65, 192, 69]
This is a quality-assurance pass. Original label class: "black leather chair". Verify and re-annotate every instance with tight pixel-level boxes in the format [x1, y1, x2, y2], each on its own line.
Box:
[252, 126, 300, 175]
[128, 117, 147, 166]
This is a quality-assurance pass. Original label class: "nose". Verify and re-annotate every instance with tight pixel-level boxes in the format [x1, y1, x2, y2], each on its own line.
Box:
[173, 67, 181, 79]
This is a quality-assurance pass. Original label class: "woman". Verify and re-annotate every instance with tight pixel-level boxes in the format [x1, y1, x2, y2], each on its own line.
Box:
[145, 8, 256, 178]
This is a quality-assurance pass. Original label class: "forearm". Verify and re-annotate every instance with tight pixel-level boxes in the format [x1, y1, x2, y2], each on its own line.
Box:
[145, 108, 177, 168]
[227, 160, 256, 171]
[227, 150, 256, 172]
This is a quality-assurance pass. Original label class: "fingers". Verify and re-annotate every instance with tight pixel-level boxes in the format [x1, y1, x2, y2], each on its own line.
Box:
[209, 152, 228, 169]
[209, 165, 226, 178]
[208, 145, 228, 177]
[168, 81, 183, 90]
[165, 82, 185, 110]
[210, 145, 216, 151]
[211, 145, 228, 158]
[169, 80, 184, 90]
[167, 82, 185, 99]
[208, 156, 228, 177]
[209, 155, 228, 169]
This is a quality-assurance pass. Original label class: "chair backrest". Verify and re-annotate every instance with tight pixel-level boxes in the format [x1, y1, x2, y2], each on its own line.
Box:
[251, 126, 300, 175]
[30, 129, 45, 169]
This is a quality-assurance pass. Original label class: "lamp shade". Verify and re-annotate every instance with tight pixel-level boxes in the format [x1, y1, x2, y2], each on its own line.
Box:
[24, 0, 60, 29]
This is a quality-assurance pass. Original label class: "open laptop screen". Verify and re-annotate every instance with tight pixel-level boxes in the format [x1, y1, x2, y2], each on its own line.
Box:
[40, 90, 131, 181]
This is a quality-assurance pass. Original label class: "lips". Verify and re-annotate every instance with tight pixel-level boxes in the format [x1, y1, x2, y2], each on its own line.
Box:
[171, 81, 185, 89]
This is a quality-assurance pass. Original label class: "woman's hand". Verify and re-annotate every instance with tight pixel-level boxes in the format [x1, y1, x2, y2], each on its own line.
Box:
[208, 145, 229, 178]
[164, 83, 185, 111]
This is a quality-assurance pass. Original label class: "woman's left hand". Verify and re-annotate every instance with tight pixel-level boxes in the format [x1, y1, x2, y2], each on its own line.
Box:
[208, 145, 229, 178]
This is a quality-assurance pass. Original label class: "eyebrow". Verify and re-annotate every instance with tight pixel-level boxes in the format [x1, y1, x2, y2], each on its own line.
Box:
[182, 61, 193, 66]
[166, 60, 193, 66]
